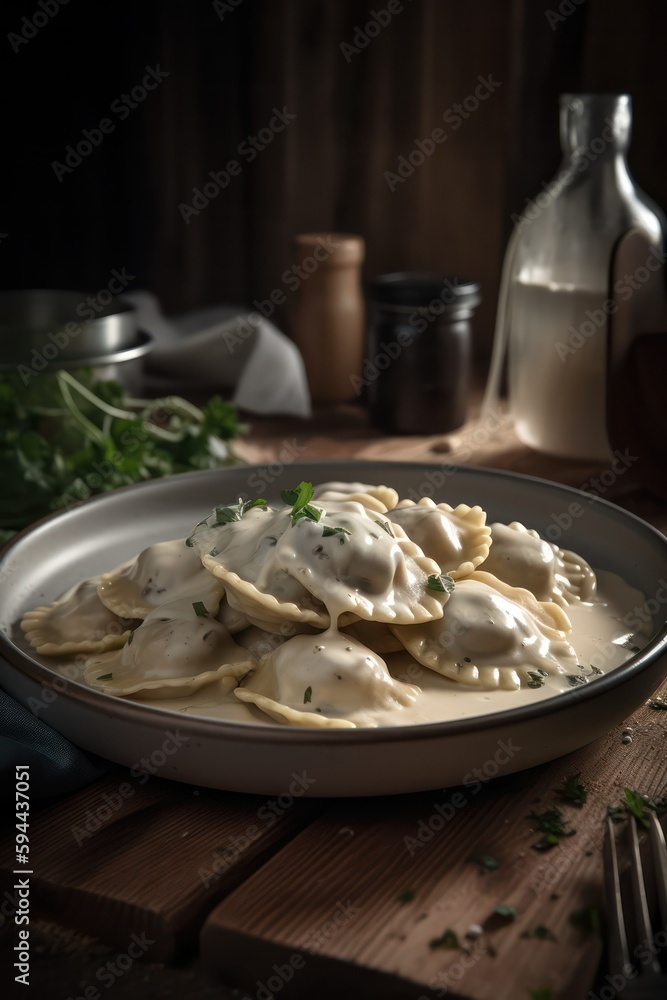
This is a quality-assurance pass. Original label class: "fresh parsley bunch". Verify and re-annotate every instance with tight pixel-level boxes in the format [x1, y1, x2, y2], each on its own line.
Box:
[0, 369, 245, 540]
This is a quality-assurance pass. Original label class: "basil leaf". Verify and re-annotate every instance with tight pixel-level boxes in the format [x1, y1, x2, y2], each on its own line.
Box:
[303, 686, 312, 704]
[192, 601, 210, 617]
[427, 573, 455, 594]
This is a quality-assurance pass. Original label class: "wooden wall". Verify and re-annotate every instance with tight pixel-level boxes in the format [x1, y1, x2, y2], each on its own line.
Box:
[2, 0, 666, 358]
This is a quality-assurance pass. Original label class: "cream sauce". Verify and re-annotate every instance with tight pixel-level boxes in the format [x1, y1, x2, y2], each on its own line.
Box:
[37, 569, 652, 728]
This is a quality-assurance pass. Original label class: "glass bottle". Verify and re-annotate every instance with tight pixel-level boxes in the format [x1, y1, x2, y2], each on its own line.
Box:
[484, 94, 665, 462]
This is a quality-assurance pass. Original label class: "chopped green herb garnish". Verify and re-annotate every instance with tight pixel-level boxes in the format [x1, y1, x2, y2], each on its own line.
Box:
[649, 698, 667, 710]
[618, 638, 640, 653]
[493, 904, 517, 920]
[127, 631, 134, 646]
[303, 686, 312, 704]
[281, 481, 313, 509]
[192, 601, 210, 617]
[322, 525, 351, 537]
[97, 673, 113, 681]
[569, 906, 601, 935]
[521, 926, 557, 942]
[396, 888, 416, 904]
[427, 573, 455, 594]
[566, 674, 587, 687]
[624, 787, 649, 828]
[281, 482, 323, 525]
[292, 503, 322, 526]
[558, 772, 587, 808]
[374, 519, 394, 537]
[215, 496, 267, 525]
[470, 853, 499, 871]
[429, 928, 460, 950]
[529, 807, 575, 850]
[526, 671, 545, 689]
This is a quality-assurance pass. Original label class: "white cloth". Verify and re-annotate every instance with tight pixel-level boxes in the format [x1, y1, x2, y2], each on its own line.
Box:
[123, 291, 311, 417]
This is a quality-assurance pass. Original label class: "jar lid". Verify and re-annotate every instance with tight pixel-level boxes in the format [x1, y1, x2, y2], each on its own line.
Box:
[368, 272, 480, 310]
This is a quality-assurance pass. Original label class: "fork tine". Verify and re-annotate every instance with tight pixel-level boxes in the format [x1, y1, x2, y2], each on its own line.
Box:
[604, 816, 631, 978]
[629, 815, 662, 974]
[648, 811, 667, 935]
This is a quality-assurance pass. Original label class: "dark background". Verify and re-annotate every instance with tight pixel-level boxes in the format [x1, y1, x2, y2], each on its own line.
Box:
[2, 0, 666, 356]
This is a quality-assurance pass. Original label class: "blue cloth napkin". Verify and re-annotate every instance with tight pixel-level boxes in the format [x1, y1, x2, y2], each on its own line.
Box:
[0, 689, 110, 799]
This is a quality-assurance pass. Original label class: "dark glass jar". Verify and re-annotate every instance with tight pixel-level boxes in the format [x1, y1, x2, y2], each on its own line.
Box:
[366, 272, 480, 434]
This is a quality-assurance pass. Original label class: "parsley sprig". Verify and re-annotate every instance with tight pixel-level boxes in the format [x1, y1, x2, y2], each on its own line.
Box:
[281, 481, 322, 526]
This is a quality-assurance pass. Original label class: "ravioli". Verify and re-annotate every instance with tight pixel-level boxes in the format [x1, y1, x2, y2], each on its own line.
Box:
[21, 577, 134, 656]
[235, 630, 419, 728]
[312, 481, 399, 514]
[274, 500, 448, 624]
[481, 521, 597, 607]
[97, 538, 224, 619]
[83, 597, 251, 698]
[389, 498, 491, 579]
[391, 571, 576, 690]
[190, 505, 331, 627]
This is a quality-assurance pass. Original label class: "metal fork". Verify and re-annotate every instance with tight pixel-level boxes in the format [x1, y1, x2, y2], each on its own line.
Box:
[603, 811, 667, 998]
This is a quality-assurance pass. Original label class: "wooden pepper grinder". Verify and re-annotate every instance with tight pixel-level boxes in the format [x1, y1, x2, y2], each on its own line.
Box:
[290, 232, 365, 403]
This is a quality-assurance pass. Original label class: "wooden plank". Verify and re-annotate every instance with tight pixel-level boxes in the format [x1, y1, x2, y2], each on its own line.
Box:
[201, 682, 667, 999]
[0, 766, 317, 963]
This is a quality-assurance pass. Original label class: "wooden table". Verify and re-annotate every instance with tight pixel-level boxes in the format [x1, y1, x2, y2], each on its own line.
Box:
[2, 404, 666, 1000]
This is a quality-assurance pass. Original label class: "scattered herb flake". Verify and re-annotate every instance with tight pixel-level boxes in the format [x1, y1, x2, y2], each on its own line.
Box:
[427, 573, 455, 594]
[374, 518, 394, 537]
[429, 928, 460, 950]
[192, 601, 210, 617]
[396, 888, 416, 904]
[624, 787, 649, 828]
[566, 674, 587, 687]
[569, 906, 601, 935]
[214, 497, 267, 525]
[470, 853, 499, 871]
[292, 503, 322, 526]
[558, 772, 587, 808]
[493, 904, 517, 920]
[97, 673, 113, 681]
[126, 632, 134, 646]
[529, 806, 576, 851]
[649, 698, 667, 711]
[526, 671, 545, 689]
[521, 926, 557, 942]
[322, 525, 351, 537]
[528, 990, 553, 1000]
[282, 482, 321, 525]
[303, 686, 312, 704]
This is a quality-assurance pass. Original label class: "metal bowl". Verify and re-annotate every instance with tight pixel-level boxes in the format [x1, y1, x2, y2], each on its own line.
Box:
[0, 289, 138, 364]
[0, 290, 153, 392]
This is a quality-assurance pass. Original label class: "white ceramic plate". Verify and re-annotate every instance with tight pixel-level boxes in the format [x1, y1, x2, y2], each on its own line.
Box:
[1, 461, 666, 796]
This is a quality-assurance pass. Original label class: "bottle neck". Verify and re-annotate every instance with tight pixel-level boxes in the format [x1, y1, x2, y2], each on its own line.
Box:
[559, 94, 632, 176]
